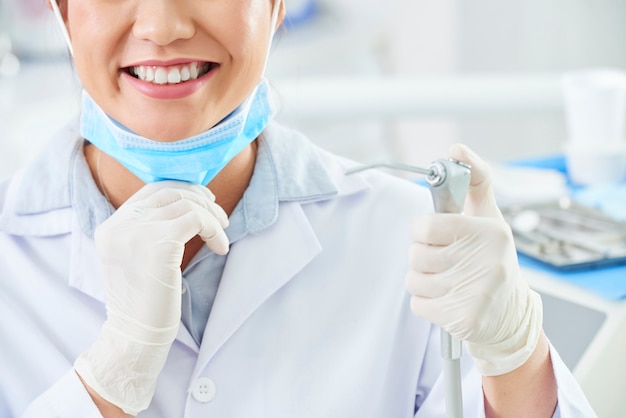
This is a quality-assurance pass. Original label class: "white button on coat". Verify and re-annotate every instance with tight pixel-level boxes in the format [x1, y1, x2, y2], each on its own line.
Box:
[192, 377, 216, 403]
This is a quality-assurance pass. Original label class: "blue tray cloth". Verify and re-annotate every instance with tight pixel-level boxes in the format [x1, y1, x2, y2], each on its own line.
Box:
[519, 254, 626, 300]
[510, 155, 626, 300]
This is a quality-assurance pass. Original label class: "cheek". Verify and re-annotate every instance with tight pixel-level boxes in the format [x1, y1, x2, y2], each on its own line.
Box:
[217, 2, 271, 62]
[67, 2, 131, 89]
[67, 2, 128, 59]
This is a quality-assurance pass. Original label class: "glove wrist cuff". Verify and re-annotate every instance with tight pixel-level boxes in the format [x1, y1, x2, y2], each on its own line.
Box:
[467, 289, 543, 376]
[74, 326, 173, 415]
[105, 311, 180, 345]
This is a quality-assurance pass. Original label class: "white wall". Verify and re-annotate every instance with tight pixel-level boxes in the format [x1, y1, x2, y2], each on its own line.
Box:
[270, 0, 626, 168]
[453, 0, 626, 164]
[382, 0, 459, 169]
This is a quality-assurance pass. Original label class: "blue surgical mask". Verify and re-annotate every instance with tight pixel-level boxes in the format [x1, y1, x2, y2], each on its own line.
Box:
[79, 82, 277, 185]
[52, 0, 282, 185]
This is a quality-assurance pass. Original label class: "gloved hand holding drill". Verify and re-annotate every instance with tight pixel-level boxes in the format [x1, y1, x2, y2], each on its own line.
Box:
[406, 144, 543, 376]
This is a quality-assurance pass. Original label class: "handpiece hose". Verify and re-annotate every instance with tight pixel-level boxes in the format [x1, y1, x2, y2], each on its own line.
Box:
[426, 159, 471, 418]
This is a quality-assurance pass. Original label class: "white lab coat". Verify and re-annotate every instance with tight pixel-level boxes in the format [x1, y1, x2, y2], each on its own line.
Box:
[0, 123, 595, 417]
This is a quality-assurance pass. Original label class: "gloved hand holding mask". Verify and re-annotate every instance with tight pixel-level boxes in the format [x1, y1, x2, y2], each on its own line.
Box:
[74, 181, 230, 415]
[405, 144, 543, 376]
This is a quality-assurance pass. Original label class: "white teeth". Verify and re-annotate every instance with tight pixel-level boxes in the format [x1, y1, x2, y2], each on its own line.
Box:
[129, 62, 210, 85]
[181, 66, 190, 81]
[167, 68, 181, 84]
[145, 67, 155, 82]
[190, 62, 198, 79]
[154, 68, 168, 84]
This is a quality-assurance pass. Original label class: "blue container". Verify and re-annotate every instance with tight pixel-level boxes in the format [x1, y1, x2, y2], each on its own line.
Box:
[284, 0, 319, 28]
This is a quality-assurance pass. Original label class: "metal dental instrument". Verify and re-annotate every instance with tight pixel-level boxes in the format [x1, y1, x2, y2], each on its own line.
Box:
[347, 159, 471, 418]
[345, 162, 435, 177]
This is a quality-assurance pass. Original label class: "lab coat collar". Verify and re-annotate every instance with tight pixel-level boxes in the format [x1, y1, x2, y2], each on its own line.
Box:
[234, 122, 369, 237]
[264, 122, 357, 203]
[0, 120, 368, 238]
[11, 121, 79, 216]
[0, 122, 78, 236]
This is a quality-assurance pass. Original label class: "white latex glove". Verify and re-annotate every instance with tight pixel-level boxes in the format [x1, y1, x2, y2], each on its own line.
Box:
[406, 144, 543, 376]
[74, 181, 230, 415]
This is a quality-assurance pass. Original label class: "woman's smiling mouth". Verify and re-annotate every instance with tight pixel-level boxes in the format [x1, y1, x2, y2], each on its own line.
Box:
[123, 62, 217, 85]
[121, 61, 219, 100]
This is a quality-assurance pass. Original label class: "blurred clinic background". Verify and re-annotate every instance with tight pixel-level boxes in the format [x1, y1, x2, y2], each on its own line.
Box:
[2, 0, 626, 416]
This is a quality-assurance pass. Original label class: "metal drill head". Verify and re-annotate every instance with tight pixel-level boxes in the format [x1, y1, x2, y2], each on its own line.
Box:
[427, 159, 471, 214]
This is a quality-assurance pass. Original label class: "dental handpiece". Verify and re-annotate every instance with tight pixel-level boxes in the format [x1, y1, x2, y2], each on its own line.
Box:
[426, 159, 470, 418]
[347, 158, 471, 418]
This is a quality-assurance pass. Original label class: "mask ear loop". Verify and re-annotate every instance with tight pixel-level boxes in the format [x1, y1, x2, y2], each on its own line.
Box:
[261, 0, 282, 76]
[50, 0, 74, 57]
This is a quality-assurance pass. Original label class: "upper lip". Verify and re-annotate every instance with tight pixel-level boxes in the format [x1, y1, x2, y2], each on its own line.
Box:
[121, 58, 217, 68]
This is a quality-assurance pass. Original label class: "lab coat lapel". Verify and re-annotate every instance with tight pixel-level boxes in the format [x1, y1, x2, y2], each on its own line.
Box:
[193, 201, 321, 376]
[68, 214, 106, 304]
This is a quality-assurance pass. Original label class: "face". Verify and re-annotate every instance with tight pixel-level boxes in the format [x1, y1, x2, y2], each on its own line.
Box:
[56, 0, 284, 141]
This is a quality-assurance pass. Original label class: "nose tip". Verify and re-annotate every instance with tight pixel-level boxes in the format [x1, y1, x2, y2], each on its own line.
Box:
[132, 4, 195, 46]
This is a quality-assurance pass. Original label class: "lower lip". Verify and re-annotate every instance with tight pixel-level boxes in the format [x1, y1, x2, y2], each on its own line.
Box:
[121, 67, 216, 100]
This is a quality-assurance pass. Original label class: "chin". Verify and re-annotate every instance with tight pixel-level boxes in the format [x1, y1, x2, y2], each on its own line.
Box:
[127, 112, 213, 142]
